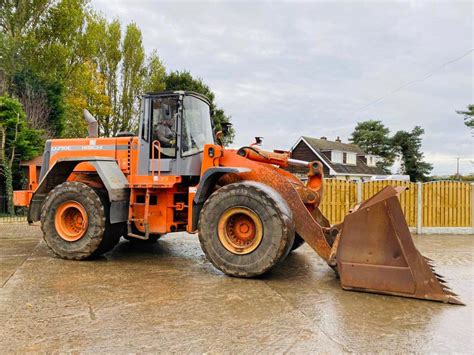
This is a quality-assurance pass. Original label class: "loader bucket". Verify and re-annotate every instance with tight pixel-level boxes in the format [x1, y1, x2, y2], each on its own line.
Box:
[336, 186, 463, 305]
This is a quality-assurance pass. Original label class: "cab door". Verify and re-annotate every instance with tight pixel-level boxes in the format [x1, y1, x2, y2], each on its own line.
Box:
[137, 95, 179, 176]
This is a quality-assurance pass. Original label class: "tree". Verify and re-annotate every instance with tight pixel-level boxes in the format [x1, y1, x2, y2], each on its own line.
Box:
[349, 120, 395, 172]
[63, 61, 112, 138]
[118, 23, 145, 134]
[0, 0, 55, 75]
[12, 70, 65, 137]
[77, 17, 147, 137]
[456, 104, 474, 128]
[4, 0, 89, 83]
[0, 0, 88, 137]
[165, 70, 234, 144]
[11, 71, 51, 130]
[77, 15, 121, 137]
[0, 0, 53, 37]
[391, 126, 432, 182]
[143, 50, 166, 93]
[0, 96, 43, 214]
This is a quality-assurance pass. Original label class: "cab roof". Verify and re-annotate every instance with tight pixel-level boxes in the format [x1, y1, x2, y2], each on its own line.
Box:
[143, 91, 210, 105]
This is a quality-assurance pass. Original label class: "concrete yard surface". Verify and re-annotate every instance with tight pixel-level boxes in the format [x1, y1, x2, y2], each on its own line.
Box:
[1, 224, 473, 353]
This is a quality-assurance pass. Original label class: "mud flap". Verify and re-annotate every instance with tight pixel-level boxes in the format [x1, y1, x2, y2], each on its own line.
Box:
[336, 186, 463, 305]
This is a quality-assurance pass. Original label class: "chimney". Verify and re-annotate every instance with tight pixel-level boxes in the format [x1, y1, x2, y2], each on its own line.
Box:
[335, 136, 341, 143]
[83, 109, 98, 138]
[320, 136, 327, 140]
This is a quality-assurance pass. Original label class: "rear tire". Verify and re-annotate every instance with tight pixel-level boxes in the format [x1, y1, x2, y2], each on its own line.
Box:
[41, 182, 120, 260]
[198, 181, 295, 278]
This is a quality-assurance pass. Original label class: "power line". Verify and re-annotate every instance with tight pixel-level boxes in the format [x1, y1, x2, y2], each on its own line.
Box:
[352, 48, 474, 114]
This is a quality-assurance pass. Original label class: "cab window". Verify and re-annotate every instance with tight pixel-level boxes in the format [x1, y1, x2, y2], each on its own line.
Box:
[181, 96, 214, 157]
[151, 97, 178, 158]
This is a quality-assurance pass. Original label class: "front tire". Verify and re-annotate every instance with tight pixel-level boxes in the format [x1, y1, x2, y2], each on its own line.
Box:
[198, 181, 295, 278]
[41, 182, 120, 260]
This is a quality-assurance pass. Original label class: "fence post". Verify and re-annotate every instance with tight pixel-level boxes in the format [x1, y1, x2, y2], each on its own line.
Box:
[357, 180, 362, 204]
[417, 182, 422, 235]
[471, 183, 474, 234]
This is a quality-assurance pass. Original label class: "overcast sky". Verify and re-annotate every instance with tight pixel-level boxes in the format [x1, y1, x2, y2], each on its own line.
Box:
[92, 0, 473, 175]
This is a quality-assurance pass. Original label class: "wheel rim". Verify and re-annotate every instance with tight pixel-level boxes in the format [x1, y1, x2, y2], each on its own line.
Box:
[54, 201, 88, 242]
[217, 207, 263, 255]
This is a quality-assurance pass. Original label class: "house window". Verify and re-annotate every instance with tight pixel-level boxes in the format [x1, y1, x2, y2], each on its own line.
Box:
[367, 155, 376, 167]
[346, 153, 357, 165]
[331, 150, 343, 163]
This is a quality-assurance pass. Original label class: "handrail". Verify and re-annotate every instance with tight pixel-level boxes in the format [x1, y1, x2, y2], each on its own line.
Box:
[151, 140, 161, 182]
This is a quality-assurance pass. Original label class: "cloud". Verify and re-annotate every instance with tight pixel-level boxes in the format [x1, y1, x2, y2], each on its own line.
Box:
[91, 0, 473, 175]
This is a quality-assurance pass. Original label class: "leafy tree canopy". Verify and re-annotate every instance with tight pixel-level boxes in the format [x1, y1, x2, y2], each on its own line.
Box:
[391, 126, 432, 182]
[12, 70, 65, 137]
[456, 104, 474, 128]
[349, 120, 395, 173]
[143, 50, 166, 94]
[0, 95, 43, 214]
[350, 120, 433, 181]
[0, 95, 43, 161]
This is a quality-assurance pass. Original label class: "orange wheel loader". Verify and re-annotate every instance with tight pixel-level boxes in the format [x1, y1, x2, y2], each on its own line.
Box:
[13, 91, 462, 304]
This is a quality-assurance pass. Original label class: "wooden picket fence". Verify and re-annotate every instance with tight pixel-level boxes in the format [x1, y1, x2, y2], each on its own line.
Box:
[320, 180, 357, 224]
[320, 180, 472, 232]
[362, 180, 418, 227]
[422, 181, 471, 227]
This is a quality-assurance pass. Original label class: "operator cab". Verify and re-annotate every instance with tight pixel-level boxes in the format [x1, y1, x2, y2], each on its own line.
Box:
[137, 91, 214, 177]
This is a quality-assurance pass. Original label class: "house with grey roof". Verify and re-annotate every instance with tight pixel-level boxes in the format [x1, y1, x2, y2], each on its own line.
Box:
[288, 136, 387, 181]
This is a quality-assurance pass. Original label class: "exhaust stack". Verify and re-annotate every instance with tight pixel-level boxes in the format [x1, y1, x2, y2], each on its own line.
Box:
[83, 109, 98, 138]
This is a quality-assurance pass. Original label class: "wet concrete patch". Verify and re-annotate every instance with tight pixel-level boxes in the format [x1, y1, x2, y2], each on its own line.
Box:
[267, 234, 474, 353]
[0, 225, 472, 352]
[0, 232, 39, 287]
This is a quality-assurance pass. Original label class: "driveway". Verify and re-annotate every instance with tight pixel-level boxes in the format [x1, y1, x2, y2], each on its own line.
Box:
[1, 224, 472, 352]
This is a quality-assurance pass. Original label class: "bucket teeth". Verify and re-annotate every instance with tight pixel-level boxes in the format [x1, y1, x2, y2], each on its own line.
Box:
[425, 255, 461, 305]
[445, 291, 464, 305]
[423, 257, 461, 302]
[442, 287, 456, 296]
[448, 296, 464, 305]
